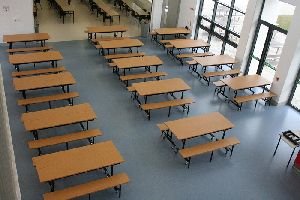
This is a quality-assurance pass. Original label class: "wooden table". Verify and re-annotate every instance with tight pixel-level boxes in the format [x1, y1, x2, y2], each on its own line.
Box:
[164, 112, 234, 150]
[113, 55, 163, 76]
[9, 51, 63, 71]
[99, 38, 144, 55]
[121, 0, 149, 21]
[3, 33, 50, 49]
[154, 28, 191, 41]
[54, 0, 75, 24]
[192, 55, 236, 75]
[32, 140, 125, 191]
[221, 74, 271, 99]
[169, 39, 210, 53]
[21, 103, 96, 140]
[93, 0, 120, 24]
[13, 72, 76, 99]
[132, 78, 191, 104]
[85, 25, 127, 39]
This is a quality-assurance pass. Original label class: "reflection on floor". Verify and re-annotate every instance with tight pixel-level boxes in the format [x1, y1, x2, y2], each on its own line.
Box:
[36, 0, 142, 42]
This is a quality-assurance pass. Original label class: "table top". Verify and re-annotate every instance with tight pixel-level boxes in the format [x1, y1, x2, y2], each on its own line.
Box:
[132, 78, 191, 96]
[3, 33, 50, 43]
[122, 0, 148, 16]
[99, 38, 144, 49]
[21, 103, 96, 132]
[221, 74, 271, 90]
[13, 71, 76, 91]
[9, 51, 63, 65]
[165, 112, 234, 140]
[193, 55, 236, 67]
[94, 0, 119, 16]
[55, 0, 75, 11]
[85, 25, 127, 33]
[169, 39, 210, 49]
[113, 55, 163, 69]
[32, 140, 125, 182]
[154, 28, 191, 35]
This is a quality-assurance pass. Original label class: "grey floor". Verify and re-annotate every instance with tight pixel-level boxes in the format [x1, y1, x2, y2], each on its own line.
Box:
[1, 38, 300, 200]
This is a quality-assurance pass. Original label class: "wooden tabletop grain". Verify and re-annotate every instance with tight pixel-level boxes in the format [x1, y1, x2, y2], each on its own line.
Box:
[154, 28, 191, 35]
[21, 103, 96, 132]
[32, 140, 125, 182]
[193, 55, 236, 67]
[113, 55, 163, 69]
[221, 74, 271, 90]
[9, 51, 63, 65]
[132, 78, 191, 96]
[99, 38, 144, 49]
[13, 71, 76, 91]
[164, 112, 234, 140]
[169, 39, 210, 49]
[3, 33, 50, 43]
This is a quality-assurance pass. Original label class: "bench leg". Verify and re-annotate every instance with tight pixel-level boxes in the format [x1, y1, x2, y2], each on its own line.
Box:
[230, 145, 235, 157]
[273, 135, 282, 156]
[185, 157, 191, 168]
[25, 105, 29, 112]
[118, 185, 122, 198]
[210, 151, 214, 162]
[187, 105, 190, 115]
[287, 148, 296, 167]
[32, 130, 39, 140]
[48, 101, 52, 109]
[168, 107, 171, 117]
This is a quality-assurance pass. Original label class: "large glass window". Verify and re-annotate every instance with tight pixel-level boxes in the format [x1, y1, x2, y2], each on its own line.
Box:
[245, 0, 294, 84]
[290, 75, 300, 111]
[195, 0, 249, 57]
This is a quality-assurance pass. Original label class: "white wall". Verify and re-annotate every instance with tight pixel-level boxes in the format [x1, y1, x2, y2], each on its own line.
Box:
[0, 0, 34, 42]
[177, 0, 199, 38]
[0, 65, 21, 200]
[150, 0, 163, 30]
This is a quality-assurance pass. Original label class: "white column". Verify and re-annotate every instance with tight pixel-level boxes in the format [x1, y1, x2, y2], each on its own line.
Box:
[271, 2, 300, 105]
[234, 0, 264, 72]
[0, 0, 34, 42]
[177, 0, 200, 38]
[150, 0, 163, 30]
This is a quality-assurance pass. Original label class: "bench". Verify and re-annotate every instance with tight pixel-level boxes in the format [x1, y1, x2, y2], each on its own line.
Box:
[28, 129, 102, 155]
[104, 52, 145, 62]
[179, 136, 240, 168]
[213, 80, 226, 95]
[176, 52, 214, 65]
[157, 123, 169, 137]
[120, 72, 168, 86]
[232, 92, 277, 110]
[108, 62, 118, 73]
[7, 46, 53, 54]
[164, 44, 174, 53]
[186, 60, 197, 70]
[12, 66, 67, 78]
[140, 98, 194, 120]
[201, 68, 240, 85]
[18, 92, 79, 112]
[43, 173, 129, 200]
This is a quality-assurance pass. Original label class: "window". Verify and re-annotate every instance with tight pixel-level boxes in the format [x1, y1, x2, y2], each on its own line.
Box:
[290, 69, 300, 111]
[195, 0, 249, 57]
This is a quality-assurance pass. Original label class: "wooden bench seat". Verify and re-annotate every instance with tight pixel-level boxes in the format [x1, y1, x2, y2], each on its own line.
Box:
[177, 52, 214, 65]
[232, 92, 277, 110]
[186, 60, 197, 70]
[202, 68, 240, 85]
[28, 129, 102, 155]
[157, 123, 169, 137]
[213, 80, 226, 95]
[108, 62, 117, 73]
[7, 46, 53, 54]
[160, 40, 172, 44]
[104, 52, 145, 62]
[177, 52, 213, 58]
[91, 37, 128, 44]
[12, 66, 67, 78]
[179, 136, 240, 168]
[18, 92, 79, 112]
[140, 98, 194, 120]
[120, 72, 168, 86]
[43, 173, 129, 200]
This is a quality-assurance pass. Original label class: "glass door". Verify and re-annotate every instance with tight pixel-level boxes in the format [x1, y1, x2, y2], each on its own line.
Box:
[246, 21, 287, 84]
